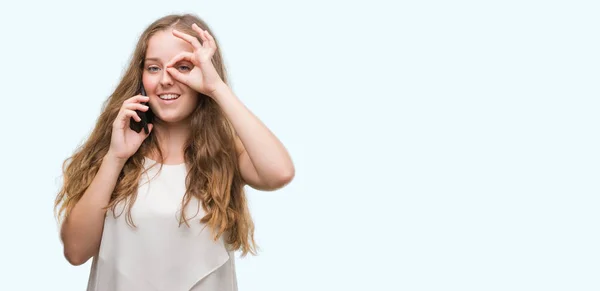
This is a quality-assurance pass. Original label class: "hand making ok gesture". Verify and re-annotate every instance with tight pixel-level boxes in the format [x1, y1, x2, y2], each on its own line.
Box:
[166, 23, 225, 98]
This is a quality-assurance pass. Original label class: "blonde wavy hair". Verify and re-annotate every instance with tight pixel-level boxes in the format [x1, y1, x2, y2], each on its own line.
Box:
[54, 14, 257, 256]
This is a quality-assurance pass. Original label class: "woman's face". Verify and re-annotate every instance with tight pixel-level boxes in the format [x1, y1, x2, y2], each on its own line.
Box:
[142, 28, 199, 125]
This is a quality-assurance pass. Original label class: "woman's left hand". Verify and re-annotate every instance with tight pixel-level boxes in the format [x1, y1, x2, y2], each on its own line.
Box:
[166, 23, 225, 98]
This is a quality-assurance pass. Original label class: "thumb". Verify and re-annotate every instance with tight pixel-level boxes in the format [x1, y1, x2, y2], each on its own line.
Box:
[146, 123, 154, 135]
[140, 123, 153, 139]
[167, 68, 189, 86]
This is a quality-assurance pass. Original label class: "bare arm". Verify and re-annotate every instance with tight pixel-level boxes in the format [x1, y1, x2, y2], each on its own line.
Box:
[212, 84, 295, 191]
[60, 151, 126, 265]
[164, 26, 294, 190]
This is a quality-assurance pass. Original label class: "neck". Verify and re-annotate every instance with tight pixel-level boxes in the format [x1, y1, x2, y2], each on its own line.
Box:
[150, 118, 192, 164]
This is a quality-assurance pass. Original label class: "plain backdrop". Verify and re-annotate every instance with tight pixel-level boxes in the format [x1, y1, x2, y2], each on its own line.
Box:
[0, 0, 598, 290]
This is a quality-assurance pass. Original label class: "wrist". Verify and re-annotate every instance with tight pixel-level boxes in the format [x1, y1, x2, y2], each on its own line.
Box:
[208, 81, 231, 101]
[104, 150, 128, 168]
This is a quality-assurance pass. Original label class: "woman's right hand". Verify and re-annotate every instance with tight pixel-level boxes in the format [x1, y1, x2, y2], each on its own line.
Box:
[107, 95, 153, 162]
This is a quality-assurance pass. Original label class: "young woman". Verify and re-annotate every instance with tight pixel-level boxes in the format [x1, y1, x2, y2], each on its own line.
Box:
[54, 13, 294, 291]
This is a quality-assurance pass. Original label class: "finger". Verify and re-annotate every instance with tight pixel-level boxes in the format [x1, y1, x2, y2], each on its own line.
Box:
[172, 29, 202, 50]
[203, 30, 217, 50]
[192, 23, 202, 33]
[124, 95, 150, 104]
[125, 103, 149, 112]
[195, 27, 208, 46]
[145, 123, 154, 135]
[113, 107, 140, 129]
[114, 109, 141, 129]
[166, 51, 194, 67]
[122, 109, 142, 122]
[166, 67, 189, 85]
[191, 23, 206, 44]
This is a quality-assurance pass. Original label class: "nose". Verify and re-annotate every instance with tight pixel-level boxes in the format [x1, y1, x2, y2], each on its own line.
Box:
[159, 69, 174, 86]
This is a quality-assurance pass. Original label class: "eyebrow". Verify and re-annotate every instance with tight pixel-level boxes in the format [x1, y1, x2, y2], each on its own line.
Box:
[144, 57, 192, 65]
[144, 57, 161, 62]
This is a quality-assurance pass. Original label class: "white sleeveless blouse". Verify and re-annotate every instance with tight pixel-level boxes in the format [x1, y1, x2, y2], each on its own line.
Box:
[86, 157, 238, 291]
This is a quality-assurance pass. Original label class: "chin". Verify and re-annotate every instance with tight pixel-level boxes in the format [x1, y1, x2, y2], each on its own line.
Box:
[155, 114, 192, 124]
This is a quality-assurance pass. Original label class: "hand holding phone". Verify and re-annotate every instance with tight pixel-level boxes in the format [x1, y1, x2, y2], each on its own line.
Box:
[108, 94, 153, 161]
[129, 86, 154, 134]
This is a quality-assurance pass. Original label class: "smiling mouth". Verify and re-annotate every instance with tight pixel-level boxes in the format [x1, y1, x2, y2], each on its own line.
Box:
[159, 94, 180, 100]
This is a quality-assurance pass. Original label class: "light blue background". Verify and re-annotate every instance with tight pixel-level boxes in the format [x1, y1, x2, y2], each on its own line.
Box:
[0, 0, 598, 290]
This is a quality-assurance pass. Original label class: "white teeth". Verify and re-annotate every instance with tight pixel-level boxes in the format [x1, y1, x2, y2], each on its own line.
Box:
[159, 94, 180, 100]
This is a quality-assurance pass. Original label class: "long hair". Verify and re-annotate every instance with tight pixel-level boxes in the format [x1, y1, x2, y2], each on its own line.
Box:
[54, 14, 257, 256]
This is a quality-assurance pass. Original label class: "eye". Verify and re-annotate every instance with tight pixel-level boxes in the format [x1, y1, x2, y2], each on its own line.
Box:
[147, 66, 160, 73]
[177, 65, 192, 72]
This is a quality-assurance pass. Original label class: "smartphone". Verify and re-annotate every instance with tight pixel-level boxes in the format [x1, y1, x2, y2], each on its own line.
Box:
[129, 85, 154, 134]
